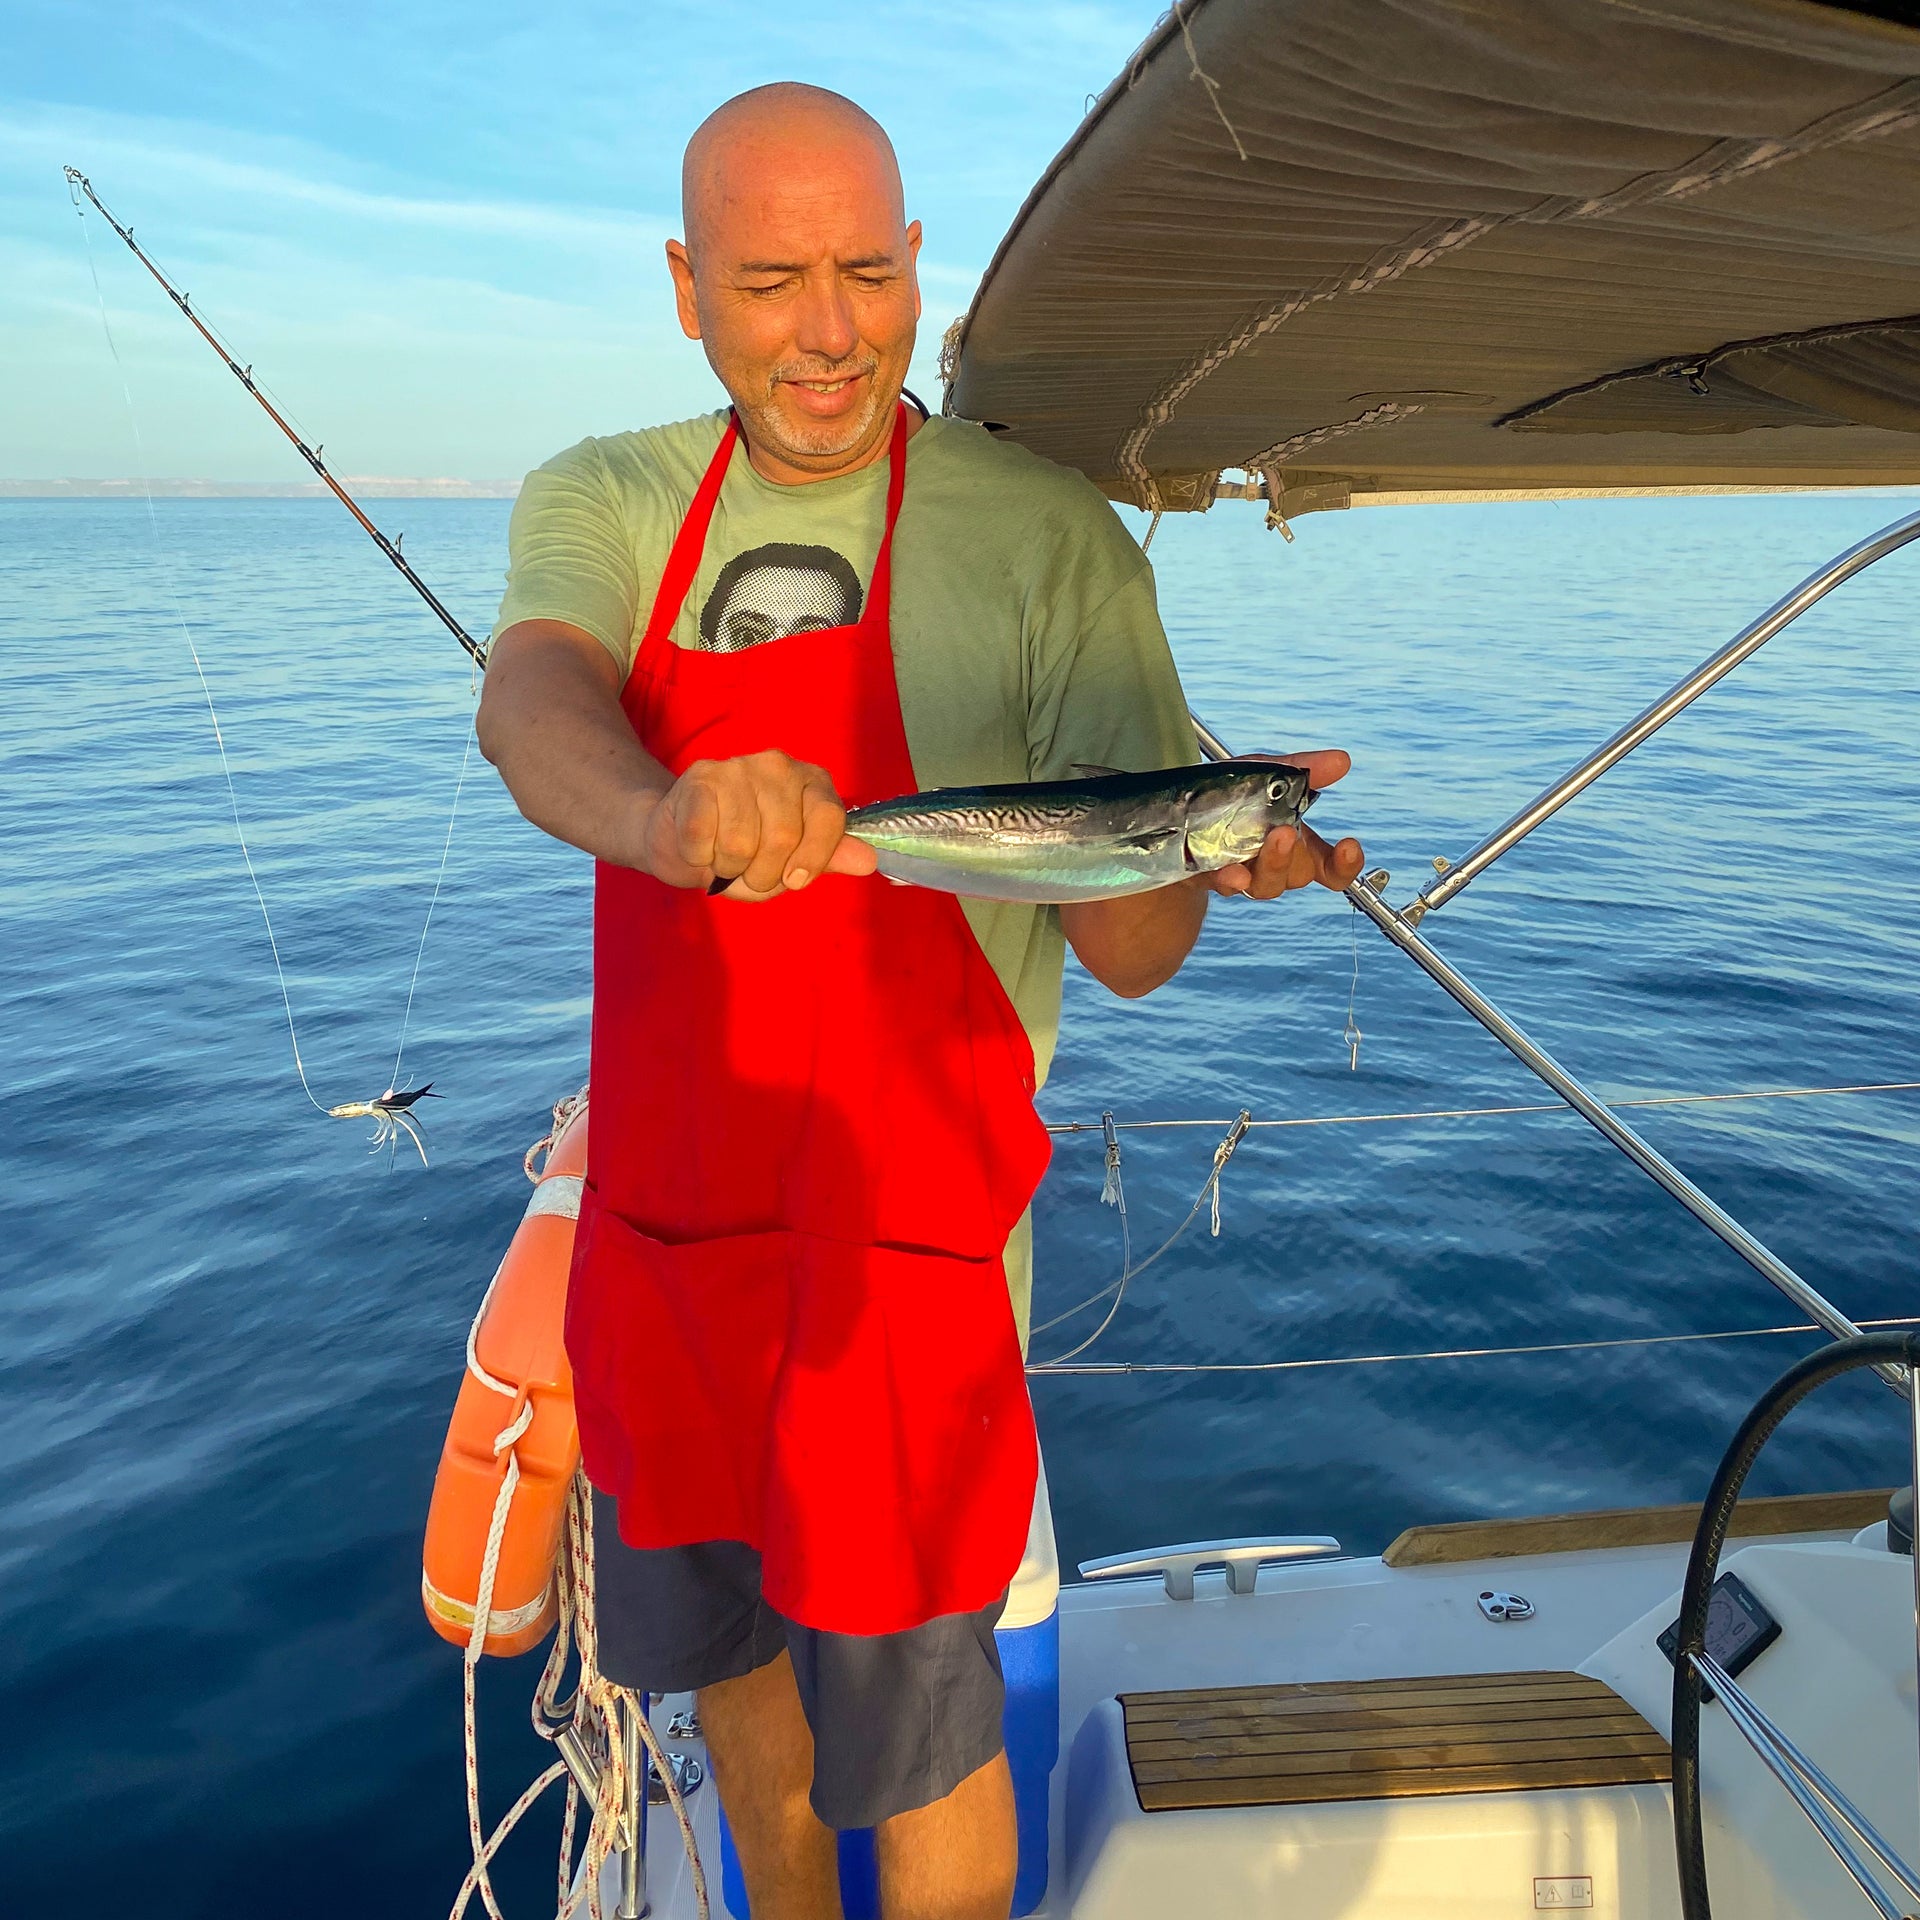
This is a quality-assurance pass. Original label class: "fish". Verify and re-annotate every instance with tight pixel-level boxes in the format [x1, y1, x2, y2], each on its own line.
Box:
[842, 758, 1315, 904]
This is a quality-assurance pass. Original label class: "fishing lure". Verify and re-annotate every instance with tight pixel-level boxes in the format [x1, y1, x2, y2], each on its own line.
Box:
[328, 1085, 443, 1166]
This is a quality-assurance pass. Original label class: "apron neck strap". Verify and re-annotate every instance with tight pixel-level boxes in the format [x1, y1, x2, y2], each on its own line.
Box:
[635, 403, 912, 655]
[636, 414, 741, 652]
[862, 403, 911, 634]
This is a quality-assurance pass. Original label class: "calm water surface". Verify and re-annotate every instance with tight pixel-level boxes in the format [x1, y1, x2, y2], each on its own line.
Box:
[5, 491, 1919, 1911]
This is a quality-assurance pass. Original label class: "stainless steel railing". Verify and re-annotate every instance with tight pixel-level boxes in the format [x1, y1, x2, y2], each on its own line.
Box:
[1190, 506, 1920, 1393]
[1405, 507, 1920, 925]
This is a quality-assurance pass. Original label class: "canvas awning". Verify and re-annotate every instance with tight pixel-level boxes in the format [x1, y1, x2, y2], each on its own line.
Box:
[942, 0, 1920, 517]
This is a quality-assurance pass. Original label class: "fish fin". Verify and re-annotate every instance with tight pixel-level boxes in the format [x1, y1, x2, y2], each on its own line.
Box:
[1071, 762, 1127, 780]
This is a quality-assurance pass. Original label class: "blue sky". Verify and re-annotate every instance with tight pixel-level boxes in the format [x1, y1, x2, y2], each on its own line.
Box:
[1, 0, 1159, 479]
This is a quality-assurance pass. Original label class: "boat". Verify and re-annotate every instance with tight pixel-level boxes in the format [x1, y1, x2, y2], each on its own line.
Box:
[436, 3, 1920, 1915]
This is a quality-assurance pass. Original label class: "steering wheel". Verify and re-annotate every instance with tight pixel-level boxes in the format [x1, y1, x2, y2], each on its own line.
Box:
[1672, 1330, 1920, 1918]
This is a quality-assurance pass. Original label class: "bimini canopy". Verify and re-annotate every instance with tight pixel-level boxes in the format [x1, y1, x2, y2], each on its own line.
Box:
[942, 0, 1920, 519]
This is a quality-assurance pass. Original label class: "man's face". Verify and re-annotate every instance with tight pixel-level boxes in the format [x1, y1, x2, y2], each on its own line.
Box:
[668, 120, 922, 480]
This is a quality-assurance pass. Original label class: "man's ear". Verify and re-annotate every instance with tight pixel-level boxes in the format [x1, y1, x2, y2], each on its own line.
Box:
[664, 240, 703, 341]
[906, 219, 923, 321]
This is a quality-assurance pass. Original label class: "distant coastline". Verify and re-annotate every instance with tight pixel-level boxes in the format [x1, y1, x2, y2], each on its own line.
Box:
[0, 477, 522, 499]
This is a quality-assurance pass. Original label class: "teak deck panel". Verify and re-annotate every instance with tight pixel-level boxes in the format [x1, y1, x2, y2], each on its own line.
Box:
[1121, 1670, 1671, 1812]
[1381, 1487, 1892, 1567]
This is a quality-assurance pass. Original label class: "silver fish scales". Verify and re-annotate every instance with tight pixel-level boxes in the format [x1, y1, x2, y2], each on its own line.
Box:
[844, 759, 1314, 904]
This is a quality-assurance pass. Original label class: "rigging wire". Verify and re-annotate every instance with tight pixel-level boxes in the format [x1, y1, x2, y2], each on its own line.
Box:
[69, 171, 477, 1148]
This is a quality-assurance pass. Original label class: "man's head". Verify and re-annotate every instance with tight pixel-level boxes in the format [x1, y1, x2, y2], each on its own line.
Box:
[668, 84, 921, 483]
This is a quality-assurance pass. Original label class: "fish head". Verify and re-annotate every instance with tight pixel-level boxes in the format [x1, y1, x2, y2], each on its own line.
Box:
[1182, 761, 1315, 872]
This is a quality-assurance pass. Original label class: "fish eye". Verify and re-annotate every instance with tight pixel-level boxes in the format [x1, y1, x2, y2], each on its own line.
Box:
[1267, 776, 1292, 801]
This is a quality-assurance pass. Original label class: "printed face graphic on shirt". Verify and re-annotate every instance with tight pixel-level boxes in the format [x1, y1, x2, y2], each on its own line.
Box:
[698, 542, 864, 652]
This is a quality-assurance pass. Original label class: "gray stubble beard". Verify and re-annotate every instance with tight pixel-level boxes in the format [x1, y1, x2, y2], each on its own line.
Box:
[739, 356, 895, 465]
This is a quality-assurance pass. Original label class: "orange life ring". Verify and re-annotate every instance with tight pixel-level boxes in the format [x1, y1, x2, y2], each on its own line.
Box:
[421, 1094, 587, 1657]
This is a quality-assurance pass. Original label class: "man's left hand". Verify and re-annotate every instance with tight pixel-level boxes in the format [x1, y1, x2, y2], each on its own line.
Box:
[1204, 749, 1364, 900]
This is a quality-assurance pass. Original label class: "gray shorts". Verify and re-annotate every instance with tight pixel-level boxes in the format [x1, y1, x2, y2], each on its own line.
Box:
[592, 1490, 1007, 1828]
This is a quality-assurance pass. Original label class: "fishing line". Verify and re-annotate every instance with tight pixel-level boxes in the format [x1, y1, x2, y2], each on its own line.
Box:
[1028, 1172, 1223, 1359]
[72, 185, 329, 1116]
[1033, 1113, 1135, 1361]
[391, 715, 477, 1095]
[62, 170, 489, 670]
[70, 175, 474, 1157]
[1030, 1111, 1251, 1364]
[1343, 901, 1363, 1069]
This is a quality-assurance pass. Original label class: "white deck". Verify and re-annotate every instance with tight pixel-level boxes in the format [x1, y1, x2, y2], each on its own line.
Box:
[628, 1516, 1917, 1920]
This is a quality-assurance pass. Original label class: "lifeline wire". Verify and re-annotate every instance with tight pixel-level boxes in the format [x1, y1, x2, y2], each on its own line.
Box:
[72, 177, 473, 1141]
[1044, 1079, 1920, 1135]
[1030, 1082, 1920, 1365]
[1028, 1312, 1920, 1376]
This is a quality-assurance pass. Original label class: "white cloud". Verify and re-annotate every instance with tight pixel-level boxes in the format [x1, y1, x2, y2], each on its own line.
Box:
[4, 105, 675, 252]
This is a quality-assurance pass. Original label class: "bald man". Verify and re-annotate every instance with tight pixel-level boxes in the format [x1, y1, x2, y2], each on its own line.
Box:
[479, 83, 1361, 1920]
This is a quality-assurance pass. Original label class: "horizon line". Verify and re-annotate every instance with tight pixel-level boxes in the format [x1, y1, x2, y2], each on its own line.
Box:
[0, 477, 523, 499]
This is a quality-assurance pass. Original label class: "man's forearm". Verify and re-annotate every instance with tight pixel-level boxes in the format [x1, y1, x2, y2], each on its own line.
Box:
[1059, 882, 1208, 1000]
[477, 621, 670, 868]
[478, 619, 878, 897]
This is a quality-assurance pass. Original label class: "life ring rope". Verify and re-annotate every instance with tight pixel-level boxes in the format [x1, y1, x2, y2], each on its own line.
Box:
[450, 1472, 711, 1920]
[437, 1089, 712, 1920]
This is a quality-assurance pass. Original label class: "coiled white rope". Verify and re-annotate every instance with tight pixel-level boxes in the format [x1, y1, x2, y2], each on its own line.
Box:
[525, 1088, 591, 1183]
[449, 1466, 714, 1920]
[455, 1395, 546, 1920]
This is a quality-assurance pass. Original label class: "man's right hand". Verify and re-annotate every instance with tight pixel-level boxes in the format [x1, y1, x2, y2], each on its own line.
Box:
[478, 621, 877, 900]
[643, 750, 878, 900]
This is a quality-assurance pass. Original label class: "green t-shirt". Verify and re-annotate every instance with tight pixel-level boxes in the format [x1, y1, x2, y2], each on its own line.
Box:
[494, 408, 1196, 1336]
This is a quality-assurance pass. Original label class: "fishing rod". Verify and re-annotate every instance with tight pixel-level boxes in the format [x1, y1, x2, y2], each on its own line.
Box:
[63, 167, 489, 670]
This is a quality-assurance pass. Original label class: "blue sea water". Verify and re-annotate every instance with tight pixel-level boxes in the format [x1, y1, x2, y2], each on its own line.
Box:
[4, 489, 1919, 1912]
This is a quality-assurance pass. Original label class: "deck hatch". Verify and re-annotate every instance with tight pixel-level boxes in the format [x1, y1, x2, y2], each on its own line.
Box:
[1120, 1670, 1670, 1811]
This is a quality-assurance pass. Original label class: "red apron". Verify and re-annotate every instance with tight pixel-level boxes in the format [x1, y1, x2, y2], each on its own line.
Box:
[567, 406, 1052, 1634]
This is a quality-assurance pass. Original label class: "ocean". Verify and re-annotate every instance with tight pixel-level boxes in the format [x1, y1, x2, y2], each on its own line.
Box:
[5, 489, 1918, 1913]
